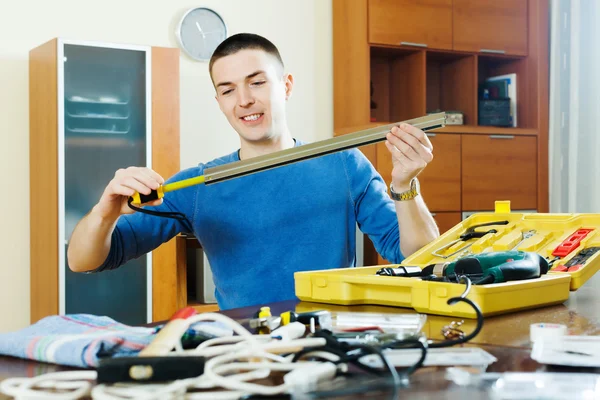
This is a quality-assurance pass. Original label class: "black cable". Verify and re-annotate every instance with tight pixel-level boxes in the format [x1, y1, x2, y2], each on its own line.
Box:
[292, 329, 424, 386]
[381, 338, 428, 376]
[345, 344, 402, 386]
[127, 197, 187, 221]
[428, 276, 484, 348]
[296, 276, 483, 399]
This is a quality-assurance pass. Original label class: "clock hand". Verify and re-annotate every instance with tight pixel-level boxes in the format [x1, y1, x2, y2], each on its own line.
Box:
[195, 21, 206, 38]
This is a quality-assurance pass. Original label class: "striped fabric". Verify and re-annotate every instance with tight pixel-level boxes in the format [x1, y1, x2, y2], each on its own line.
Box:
[0, 314, 230, 368]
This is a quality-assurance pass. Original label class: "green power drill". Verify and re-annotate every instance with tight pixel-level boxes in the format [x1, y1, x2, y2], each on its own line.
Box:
[421, 251, 550, 284]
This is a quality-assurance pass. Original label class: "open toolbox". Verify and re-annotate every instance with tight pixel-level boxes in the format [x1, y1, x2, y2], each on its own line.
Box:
[294, 201, 600, 318]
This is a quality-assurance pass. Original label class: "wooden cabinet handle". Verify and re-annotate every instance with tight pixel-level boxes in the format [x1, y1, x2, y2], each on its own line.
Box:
[426, 133, 436, 138]
[490, 135, 515, 139]
[401, 41, 428, 48]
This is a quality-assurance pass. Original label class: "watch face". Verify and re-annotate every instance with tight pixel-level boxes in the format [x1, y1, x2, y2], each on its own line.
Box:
[177, 8, 227, 61]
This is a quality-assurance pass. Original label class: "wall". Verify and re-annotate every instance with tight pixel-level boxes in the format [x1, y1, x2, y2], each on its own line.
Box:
[0, 0, 333, 331]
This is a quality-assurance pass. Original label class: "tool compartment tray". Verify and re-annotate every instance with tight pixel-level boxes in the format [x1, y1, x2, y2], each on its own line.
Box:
[294, 202, 600, 318]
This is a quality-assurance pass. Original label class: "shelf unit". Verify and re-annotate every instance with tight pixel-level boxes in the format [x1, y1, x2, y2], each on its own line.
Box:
[30, 38, 182, 325]
[333, 0, 549, 265]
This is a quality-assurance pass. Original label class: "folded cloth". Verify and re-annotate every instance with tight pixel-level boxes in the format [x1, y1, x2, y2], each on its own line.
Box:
[0, 314, 232, 368]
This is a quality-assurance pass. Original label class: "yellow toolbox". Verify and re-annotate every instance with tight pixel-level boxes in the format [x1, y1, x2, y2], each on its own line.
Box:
[294, 201, 600, 318]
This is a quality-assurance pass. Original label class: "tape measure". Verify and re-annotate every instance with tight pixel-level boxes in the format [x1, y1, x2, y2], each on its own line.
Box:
[530, 323, 567, 342]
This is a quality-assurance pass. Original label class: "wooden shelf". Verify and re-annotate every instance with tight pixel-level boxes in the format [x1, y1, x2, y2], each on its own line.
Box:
[188, 302, 219, 313]
[65, 137, 141, 147]
[364, 122, 537, 136]
[435, 125, 537, 135]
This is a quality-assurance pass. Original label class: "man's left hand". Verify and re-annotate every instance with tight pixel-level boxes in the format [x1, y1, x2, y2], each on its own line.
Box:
[384, 123, 434, 191]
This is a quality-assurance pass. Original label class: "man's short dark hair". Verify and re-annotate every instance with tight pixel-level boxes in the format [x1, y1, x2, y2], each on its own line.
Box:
[209, 33, 284, 79]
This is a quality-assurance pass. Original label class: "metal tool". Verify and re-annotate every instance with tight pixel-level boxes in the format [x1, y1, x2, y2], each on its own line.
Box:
[432, 221, 510, 259]
[249, 306, 281, 334]
[247, 308, 333, 334]
[552, 246, 600, 272]
[375, 265, 423, 277]
[510, 229, 537, 250]
[130, 112, 446, 205]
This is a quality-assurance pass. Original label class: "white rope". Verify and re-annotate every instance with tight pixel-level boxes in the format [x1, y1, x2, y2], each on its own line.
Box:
[1, 313, 335, 400]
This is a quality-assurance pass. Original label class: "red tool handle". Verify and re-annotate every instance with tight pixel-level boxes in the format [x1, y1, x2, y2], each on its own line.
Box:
[552, 229, 594, 258]
[170, 306, 198, 320]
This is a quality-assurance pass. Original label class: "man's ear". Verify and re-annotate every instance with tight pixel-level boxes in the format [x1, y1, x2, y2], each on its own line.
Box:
[284, 73, 294, 100]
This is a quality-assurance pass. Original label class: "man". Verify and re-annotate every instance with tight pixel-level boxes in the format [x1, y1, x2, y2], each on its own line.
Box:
[67, 33, 439, 310]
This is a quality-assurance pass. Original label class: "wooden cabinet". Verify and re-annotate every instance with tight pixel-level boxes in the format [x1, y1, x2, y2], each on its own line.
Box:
[334, 0, 548, 265]
[453, 0, 528, 56]
[415, 133, 461, 211]
[368, 0, 453, 50]
[30, 38, 182, 324]
[376, 133, 461, 212]
[462, 135, 537, 211]
[432, 212, 462, 234]
[370, 48, 426, 123]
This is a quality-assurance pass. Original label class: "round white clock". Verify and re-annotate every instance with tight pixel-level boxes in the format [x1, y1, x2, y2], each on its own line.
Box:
[176, 7, 227, 62]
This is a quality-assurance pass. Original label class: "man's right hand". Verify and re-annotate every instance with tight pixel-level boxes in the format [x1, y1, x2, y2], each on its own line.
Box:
[94, 167, 165, 220]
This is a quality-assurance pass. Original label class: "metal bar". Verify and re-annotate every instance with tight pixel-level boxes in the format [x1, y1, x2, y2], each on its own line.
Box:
[400, 41, 428, 48]
[480, 49, 506, 54]
[203, 112, 446, 185]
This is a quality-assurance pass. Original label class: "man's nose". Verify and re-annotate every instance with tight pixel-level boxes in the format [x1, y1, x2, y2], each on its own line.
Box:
[237, 87, 255, 107]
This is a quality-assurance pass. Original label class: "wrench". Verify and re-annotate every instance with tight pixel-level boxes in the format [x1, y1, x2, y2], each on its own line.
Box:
[511, 229, 536, 250]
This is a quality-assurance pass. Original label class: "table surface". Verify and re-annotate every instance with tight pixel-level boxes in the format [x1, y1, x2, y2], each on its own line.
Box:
[2, 273, 600, 399]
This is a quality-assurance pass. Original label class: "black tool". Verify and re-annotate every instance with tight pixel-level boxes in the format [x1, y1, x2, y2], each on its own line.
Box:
[96, 356, 205, 383]
[432, 221, 510, 258]
[375, 266, 422, 277]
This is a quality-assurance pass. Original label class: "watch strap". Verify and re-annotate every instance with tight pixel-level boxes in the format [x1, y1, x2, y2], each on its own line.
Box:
[390, 178, 419, 201]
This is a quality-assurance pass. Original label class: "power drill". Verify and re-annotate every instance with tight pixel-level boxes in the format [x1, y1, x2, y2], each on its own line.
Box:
[421, 251, 549, 284]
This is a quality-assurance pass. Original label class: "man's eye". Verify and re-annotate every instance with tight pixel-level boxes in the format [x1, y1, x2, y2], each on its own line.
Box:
[222, 89, 233, 95]
[251, 81, 266, 86]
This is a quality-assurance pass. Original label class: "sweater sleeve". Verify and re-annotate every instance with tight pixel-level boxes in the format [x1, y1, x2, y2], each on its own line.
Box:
[343, 149, 404, 264]
[88, 167, 200, 273]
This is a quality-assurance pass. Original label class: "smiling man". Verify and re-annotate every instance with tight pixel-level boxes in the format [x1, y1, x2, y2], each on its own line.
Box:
[67, 33, 440, 310]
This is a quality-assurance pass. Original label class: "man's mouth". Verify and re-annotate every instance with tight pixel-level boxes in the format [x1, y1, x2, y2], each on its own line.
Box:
[240, 113, 264, 122]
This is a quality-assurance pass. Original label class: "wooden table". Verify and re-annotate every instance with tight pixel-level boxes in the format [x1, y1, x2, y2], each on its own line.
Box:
[2, 273, 600, 399]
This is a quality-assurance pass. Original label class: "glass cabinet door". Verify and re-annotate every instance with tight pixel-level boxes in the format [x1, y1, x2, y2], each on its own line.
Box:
[60, 42, 151, 325]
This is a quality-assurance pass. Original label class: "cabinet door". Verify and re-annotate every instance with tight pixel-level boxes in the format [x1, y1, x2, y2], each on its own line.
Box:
[418, 133, 461, 211]
[432, 212, 462, 234]
[368, 0, 453, 50]
[462, 135, 537, 211]
[453, 0, 528, 56]
[62, 43, 150, 326]
[376, 133, 461, 212]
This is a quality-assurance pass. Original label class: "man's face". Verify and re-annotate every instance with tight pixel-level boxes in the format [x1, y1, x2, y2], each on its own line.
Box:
[212, 49, 293, 144]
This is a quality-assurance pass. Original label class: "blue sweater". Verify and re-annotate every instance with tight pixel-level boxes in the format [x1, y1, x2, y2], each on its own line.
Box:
[96, 139, 404, 310]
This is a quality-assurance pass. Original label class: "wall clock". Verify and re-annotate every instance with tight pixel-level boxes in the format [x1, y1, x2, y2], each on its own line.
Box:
[176, 7, 227, 61]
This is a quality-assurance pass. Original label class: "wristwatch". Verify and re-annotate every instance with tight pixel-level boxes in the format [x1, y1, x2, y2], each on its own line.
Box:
[390, 178, 420, 201]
